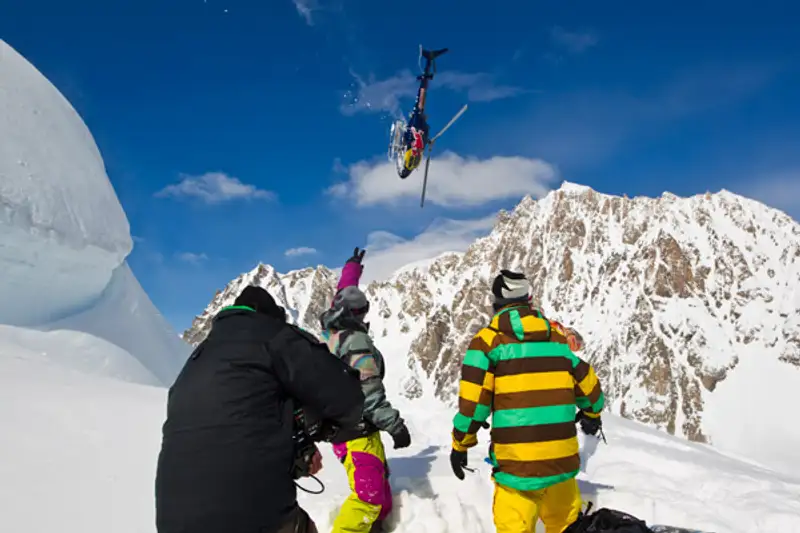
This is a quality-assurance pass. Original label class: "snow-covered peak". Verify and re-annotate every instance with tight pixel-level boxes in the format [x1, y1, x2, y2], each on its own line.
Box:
[181, 261, 339, 346]
[390, 251, 463, 279]
[557, 180, 595, 195]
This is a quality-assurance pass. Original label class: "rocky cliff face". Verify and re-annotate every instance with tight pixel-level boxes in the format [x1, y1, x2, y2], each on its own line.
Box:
[182, 182, 800, 450]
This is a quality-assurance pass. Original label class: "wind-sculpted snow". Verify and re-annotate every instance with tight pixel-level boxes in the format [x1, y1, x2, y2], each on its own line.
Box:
[0, 40, 131, 326]
[44, 263, 190, 386]
[0, 40, 188, 385]
[185, 183, 800, 476]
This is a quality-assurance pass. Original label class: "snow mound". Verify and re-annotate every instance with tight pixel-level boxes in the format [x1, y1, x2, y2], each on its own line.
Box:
[0, 39, 188, 385]
[44, 262, 190, 386]
[0, 39, 131, 326]
[2, 345, 800, 533]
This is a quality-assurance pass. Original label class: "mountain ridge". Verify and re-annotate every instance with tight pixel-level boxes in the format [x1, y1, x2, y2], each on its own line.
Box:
[183, 181, 800, 474]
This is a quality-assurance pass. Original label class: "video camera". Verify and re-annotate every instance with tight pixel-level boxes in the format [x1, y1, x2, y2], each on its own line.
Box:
[291, 406, 338, 480]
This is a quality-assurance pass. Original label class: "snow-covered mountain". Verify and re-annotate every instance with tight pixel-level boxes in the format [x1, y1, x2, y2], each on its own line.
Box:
[0, 39, 189, 386]
[184, 183, 800, 475]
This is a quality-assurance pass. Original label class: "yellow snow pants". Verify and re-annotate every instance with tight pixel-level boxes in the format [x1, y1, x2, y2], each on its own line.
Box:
[492, 477, 582, 533]
[331, 432, 392, 533]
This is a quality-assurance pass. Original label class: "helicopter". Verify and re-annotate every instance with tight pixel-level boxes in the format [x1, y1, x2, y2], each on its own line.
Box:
[387, 46, 468, 207]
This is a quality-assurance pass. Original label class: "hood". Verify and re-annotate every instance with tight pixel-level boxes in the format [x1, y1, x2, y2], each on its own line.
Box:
[488, 304, 552, 342]
[319, 306, 369, 335]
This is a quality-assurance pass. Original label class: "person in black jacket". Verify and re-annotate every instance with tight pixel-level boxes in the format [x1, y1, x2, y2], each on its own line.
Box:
[155, 285, 366, 533]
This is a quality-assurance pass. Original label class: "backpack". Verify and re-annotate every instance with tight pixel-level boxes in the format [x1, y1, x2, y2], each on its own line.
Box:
[564, 503, 654, 533]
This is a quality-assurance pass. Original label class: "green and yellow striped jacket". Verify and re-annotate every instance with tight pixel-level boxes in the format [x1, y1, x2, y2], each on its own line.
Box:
[451, 304, 604, 492]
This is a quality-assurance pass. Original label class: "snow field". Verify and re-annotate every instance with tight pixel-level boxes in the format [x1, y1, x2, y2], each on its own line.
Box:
[303, 405, 800, 533]
[3, 328, 800, 533]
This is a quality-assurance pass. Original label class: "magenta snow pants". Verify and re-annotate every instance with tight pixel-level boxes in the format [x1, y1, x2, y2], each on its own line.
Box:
[331, 433, 392, 533]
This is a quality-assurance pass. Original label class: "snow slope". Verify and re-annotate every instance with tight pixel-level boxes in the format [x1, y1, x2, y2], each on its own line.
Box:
[2, 339, 800, 533]
[0, 39, 188, 385]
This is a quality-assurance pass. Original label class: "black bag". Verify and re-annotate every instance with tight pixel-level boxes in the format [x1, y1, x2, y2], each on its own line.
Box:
[564, 503, 653, 533]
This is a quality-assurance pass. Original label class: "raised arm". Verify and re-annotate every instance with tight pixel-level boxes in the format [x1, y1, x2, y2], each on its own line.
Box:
[336, 247, 365, 293]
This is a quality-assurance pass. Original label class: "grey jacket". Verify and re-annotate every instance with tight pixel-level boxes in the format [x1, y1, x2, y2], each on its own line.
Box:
[325, 327, 404, 438]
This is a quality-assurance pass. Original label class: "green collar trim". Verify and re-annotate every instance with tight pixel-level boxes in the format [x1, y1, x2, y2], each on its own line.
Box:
[219, 305, 255, 313]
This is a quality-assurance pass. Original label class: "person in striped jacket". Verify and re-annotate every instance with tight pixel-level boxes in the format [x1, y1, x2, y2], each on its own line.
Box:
[450, 269, 604, 533]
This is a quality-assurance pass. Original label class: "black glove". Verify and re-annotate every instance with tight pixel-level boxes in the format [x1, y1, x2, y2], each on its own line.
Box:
[575, 411, 602, 436]
[450, 449, 468, 480]
[391, 424, 411, 449]
[347, 247, 366, 264]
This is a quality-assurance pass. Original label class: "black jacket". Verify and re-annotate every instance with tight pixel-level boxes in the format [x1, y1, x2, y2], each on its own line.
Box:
[155, 307, 365, 533]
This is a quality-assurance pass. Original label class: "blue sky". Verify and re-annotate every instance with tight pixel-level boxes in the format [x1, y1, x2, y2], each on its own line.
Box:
[3, 0, 799, 332]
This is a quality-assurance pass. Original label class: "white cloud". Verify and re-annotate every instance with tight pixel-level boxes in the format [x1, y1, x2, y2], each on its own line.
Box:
[341, 69, 527, 117]
[360, 215, 497, 283]
[550, 26, 598, 54]
[739, 171, 800, 214]
[327, 151, 558, 208]
[176, 252, 208, 264]
[292, 0, 317, 25]
[155, 172, 275, 204]
[285, 246, 318, 257]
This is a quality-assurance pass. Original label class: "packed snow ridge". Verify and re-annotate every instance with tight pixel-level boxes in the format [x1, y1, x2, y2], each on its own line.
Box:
[0, 39, 188, 386]
[186, 183, 800, 477]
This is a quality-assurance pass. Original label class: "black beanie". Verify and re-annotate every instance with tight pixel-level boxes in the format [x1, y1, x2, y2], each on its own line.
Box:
[234, 285, 286, 321]
[491, 269, 531, 309]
